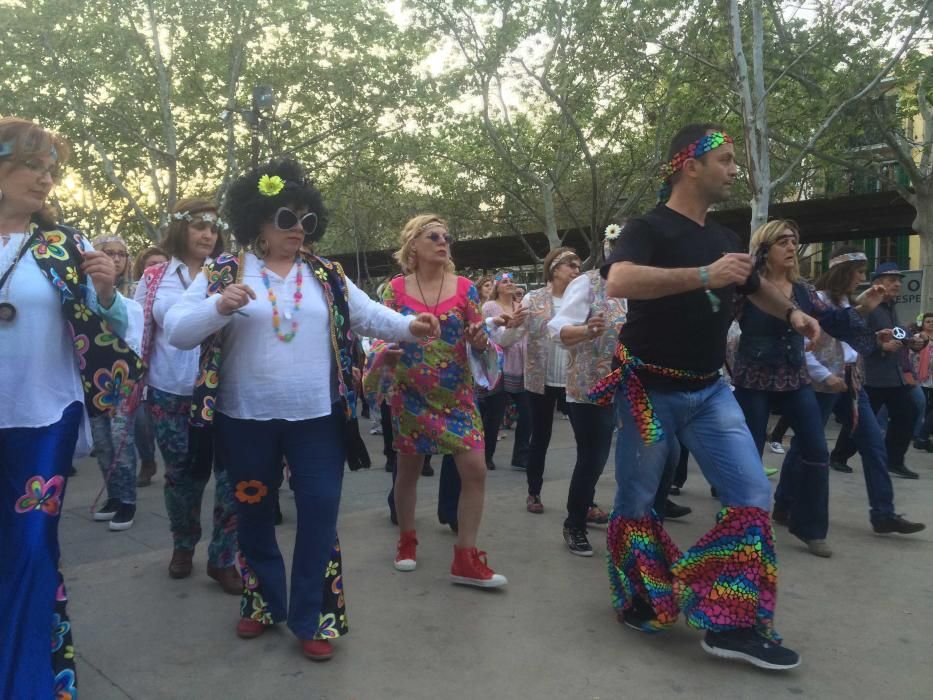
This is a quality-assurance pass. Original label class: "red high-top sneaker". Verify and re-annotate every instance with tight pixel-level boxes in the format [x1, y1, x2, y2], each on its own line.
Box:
[450, 546, 507, 588]
[394, 530, 418, 571]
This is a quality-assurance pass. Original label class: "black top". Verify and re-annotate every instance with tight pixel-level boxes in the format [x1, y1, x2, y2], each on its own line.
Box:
[600, 205, 760, 391]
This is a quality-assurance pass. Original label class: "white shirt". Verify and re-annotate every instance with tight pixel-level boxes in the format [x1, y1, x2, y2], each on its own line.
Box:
[164, 253, 417, 421]
[134, 257, 202, 396]
[547, 275, 592, 401]
[0, 233, 141, 449]
[805, 291, 857, 382]
[545, 296, 568, 388]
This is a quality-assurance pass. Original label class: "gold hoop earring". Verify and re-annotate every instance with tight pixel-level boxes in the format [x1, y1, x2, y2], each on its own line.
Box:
[254, 236, 269, 258]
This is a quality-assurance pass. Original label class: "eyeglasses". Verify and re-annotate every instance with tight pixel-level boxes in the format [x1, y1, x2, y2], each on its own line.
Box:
[424, 231, 453, 245]
[190, 219, 221, 233]
[561, 262, 581, 270]
[274, 207, 318, 236]
[21, 158, 61, 182]
[101, 249, 128, 260]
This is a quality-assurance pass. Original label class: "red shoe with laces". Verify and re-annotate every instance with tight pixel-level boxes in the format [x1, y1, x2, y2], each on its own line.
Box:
[236, 617, 270, 639]
[300, 638, 333, 661]
[450, 545, 508, 588]
[394, 530, 418, 571]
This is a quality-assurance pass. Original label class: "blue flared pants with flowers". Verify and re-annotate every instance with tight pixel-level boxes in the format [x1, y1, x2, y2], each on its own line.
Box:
[214, 405, 349, 641]
[1, 402, 81, 699]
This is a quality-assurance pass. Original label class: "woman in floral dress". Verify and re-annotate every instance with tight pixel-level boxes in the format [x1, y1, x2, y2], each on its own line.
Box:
[371, 213, 507, 588]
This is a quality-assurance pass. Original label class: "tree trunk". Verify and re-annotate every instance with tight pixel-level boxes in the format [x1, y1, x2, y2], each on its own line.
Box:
[540, 181, 560, 250]
[913, 184, 933, 312]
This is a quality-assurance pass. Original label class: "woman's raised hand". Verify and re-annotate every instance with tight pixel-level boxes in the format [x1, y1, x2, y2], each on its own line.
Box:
[464, 322, 489, 351]
[217, 283, 256, 316]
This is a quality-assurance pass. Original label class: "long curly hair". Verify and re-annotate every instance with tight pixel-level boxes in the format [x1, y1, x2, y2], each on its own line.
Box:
[222, 158, 328, 247]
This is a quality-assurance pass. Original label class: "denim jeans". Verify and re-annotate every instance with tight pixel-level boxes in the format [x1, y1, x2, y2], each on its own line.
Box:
[565, 402, 614, 529]
[215, 406, 345, 640]
[613, 380, 771, 518]
[785, 390, 895, 523]
[734, 385, 828, 540]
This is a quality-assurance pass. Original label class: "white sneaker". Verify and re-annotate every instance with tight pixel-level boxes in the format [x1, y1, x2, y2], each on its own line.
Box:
[767, 441, 785, 454]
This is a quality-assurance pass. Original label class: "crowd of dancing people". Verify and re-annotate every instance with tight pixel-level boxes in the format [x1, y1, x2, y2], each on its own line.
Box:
[2, 115, 930, 698]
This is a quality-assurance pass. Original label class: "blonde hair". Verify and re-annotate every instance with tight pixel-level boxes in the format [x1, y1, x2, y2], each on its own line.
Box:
[749, 219, 800, 282]
[393, 214, 455, 275]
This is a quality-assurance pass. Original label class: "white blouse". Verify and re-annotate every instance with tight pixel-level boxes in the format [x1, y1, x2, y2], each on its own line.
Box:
[545, 296, 569, 388]
[133, 256, 202, 397]
[0, 232, 141, 444]
[164, 253, 417, 421]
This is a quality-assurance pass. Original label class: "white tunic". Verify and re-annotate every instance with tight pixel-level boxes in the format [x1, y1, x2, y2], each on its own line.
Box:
[164, 253, 417, 421]
[133, 256, 201, 396]
[0, 232, 141, 451]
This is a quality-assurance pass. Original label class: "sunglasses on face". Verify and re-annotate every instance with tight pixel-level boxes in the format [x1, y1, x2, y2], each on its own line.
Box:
[424, 230, 453, 245]
[275, 207, 318, 236]
[190, 219, 221, 233]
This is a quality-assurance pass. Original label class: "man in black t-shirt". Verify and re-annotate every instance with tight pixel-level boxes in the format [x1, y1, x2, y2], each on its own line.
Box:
[597, 123, 819, 672]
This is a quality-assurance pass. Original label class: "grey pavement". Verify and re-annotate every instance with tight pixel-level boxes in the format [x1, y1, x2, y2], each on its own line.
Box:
[63, 417, 933, 699]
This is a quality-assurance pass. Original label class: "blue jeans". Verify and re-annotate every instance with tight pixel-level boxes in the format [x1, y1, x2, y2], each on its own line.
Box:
[734, 384, 829, 540]
[214, 406, 345, 640]
[566, 402, 614, 529]
[785, 389, 895, 523]
[613, 380, 771, 518]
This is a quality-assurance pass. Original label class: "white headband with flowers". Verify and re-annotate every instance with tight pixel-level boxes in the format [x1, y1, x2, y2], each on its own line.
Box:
[172, 210, 229, 231]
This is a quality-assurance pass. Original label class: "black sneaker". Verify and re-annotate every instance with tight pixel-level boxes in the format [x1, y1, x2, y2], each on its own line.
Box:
[664, 499, 692, 519]
[872, 514, 926, 535]
[486, 459, 497, 471]
[94, 498, 121, 522]
[108, 503, 136, 531]
[619, 596, 661, 633]
[701, 629, 800, 670]
[830, 461, 853, 474]
[562, 526, 593, 557]
[888, 464, 919, 480]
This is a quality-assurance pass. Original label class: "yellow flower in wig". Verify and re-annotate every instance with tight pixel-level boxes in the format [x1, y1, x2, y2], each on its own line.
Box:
[257, 174, 285, 196]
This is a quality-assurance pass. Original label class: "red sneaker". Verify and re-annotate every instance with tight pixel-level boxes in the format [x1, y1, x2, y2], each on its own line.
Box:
[236, 617, 269, 639]
[450, 546, 507, 588]
[300, 638, 333, 661]
[394, 530, 418, 571]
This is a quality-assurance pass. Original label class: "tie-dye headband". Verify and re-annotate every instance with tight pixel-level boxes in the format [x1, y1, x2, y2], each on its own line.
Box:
[829, 252, 867, 268]
[658, 131, 733, 203]
[494, 272, 514, 283]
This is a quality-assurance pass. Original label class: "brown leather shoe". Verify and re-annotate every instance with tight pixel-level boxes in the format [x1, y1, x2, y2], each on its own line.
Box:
[208, 564, 242, 595]
[137, 460, 158, 487]
[168, 548, 194, 579]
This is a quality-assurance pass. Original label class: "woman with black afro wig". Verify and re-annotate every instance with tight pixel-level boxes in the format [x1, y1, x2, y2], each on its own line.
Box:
[164, 157, 439, 661]
[222, 158, 328, 249]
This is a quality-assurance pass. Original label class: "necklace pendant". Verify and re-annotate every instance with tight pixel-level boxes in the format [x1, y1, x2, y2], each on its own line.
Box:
[284, 311, 293, 321]
[0, 302, 16, 322]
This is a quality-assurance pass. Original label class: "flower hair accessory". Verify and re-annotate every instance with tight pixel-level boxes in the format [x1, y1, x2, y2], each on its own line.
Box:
[258, 174, 286, 197]
[172, 210, 229, 231]
[494, 272, 513, 283]
[604, 224, 622, 241]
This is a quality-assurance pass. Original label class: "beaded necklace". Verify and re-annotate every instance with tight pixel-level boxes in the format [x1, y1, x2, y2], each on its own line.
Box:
[259, 257, 303, 342]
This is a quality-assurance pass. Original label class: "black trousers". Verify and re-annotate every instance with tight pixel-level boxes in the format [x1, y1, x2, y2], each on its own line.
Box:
[526, 386, 565, 495]
[832, 385, 918, 468]
[565, 402, 614, 529]
[478, 391, 509, 463]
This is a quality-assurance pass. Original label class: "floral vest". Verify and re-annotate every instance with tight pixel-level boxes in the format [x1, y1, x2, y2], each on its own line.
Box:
[566, 270, 626, 403]
[522, 285, 555, 395]
[190, 252, 356, 426]
[27, 221, 145, 417]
